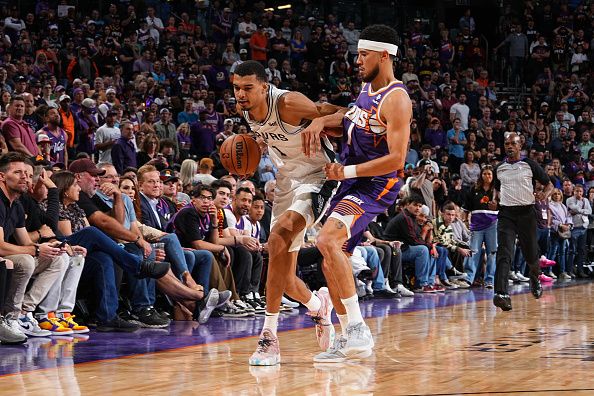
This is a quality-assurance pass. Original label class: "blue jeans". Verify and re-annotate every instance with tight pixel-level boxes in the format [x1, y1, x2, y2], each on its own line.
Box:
[359, 246, 385, 290]
[434, 245, 452, 280]
[466, 222, 497, 284]
[124, 244, 157, 310]
[82, 252, 118, 323]
[65, 226, 142, 275]
[159, 233, 213, 293]
[184, 250, 214, 294]
[513, 244, 526, 275]
[401, 245, 433, 287]
[161, 233, 190, 276]
[548, 233, 569, 273]
[570, 227, 587, 273]
[67, 226, 143, 323]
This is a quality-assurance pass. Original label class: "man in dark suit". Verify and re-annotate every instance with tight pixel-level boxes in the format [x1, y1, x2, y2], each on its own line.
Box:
[137, 164, 233, 322]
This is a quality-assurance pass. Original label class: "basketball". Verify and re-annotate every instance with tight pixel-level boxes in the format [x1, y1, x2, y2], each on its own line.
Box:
[220, 134, 261, 176]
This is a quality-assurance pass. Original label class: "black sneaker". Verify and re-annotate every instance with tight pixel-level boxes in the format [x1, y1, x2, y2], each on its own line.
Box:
[96, 315, 140, 332]
[244, 297, 266, 313]
[130, 307, 170, 328]
[138, 260, 170, 279]
[311, 179, 339, 226]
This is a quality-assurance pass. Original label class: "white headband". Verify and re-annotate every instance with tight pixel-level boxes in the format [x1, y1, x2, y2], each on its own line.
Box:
[358, 39, 398, 56]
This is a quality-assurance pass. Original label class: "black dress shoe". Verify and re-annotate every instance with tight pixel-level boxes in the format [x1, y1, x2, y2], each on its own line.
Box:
[138, 260, 170, 279]
[530, 276, 543, 299]
[493, 293, 512, 311]
[576, 271, 588, 279]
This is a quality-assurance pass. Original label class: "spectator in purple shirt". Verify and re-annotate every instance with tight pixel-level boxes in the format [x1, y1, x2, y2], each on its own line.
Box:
[203, 100, 224, 135]
[190, 112, 217, 160]
[424, 117, 447, 151]
[111, 121, 137, 174]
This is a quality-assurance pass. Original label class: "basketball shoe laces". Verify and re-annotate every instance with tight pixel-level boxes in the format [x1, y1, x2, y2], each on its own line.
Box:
[256, 337, 274, 353]
[347, 322, 365, 339]
[328, 334, 347, 353]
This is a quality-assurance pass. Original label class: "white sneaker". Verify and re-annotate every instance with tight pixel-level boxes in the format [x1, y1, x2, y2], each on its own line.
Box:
[0, 316, 27, 344]
[548, 272, 558, 279]
[307, 287, 335, 351]
[234, 299, 255, 315]
[559, 272, 572, 280]
[343, 322, 374, 358]
[515, 272, 530, 282]
[313, 334, 348, 363]
[508, 271, 519, 281]
[383, 279, 398, 294]
[396, 283, 415, 297]
[17, 312, 52, 337]
[198, 289, 220, 324]
[281, 296, 299, 308]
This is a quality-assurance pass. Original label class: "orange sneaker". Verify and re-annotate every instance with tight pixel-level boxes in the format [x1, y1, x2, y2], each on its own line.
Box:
[59, 313, 89, 334]
[37, 312, 74, 335]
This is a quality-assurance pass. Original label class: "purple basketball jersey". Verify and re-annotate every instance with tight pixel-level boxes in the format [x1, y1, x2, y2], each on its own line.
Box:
[341, 81, 408, 178]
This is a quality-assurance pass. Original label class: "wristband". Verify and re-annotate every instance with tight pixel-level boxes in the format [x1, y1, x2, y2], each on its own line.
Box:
[343, 165, 358, 179]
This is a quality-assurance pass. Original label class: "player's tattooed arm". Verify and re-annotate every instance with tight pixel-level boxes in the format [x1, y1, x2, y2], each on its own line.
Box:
[316, 102, 347, 117]
[278, 92, 345, 156]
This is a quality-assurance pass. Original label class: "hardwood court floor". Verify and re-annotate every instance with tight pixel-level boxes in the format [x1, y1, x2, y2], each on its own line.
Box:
[2, 281, 594, 395]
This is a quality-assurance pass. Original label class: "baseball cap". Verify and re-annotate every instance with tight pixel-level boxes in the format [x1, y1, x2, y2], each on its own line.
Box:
[239, 49, 248, 54]
[69, 158, 106, 176]
[160, 169, 179, 183]
[308, 17, 316, 21]
[73, 88, 83, 96]
[418, 159, 432, 168]
[540, 102, 549, 107]
[106, 109, 118, 116]
[31, 155, 52, 169]
[59, 94, 71, 102]
[37, 134, 51, 144]
[451, 173, 461, 181]
[15, 75, 26, 83]
[49, 24, 58, 30]
[159, 108, 170, 114]
[199, 158, 214, 169]
[54, 85, 65, 93]
[224, 119, 233, 125]
[81, 98, 96, 108]
[106, 88, 116, 95]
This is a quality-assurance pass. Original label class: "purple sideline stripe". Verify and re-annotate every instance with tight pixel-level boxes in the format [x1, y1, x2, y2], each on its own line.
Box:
[0, 281, 582, 377]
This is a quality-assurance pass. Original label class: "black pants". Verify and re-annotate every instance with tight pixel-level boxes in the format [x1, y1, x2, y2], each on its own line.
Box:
[230, 246, 263, 296]
[495, 205, 541, 294]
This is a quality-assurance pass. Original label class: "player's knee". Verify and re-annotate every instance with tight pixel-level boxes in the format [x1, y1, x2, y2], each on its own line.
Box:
[268, 228, 292, 252]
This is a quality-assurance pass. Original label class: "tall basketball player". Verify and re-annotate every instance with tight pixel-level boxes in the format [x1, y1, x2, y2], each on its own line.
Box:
[301, 24, 412, 362]
[232, 60, 344, 366]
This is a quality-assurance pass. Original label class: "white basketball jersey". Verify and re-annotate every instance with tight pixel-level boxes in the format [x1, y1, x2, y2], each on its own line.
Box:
[243, 85, 333, 182]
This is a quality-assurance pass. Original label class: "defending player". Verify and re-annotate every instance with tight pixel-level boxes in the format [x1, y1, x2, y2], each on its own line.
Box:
[232, 60, 344, 366]
[301, 24, 412, 362]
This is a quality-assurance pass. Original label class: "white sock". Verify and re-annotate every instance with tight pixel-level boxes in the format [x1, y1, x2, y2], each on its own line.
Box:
[340, 294, 364, 325]
[263, 312, 279, 335]
[337, 314, 349, 336]
[303, 292, 322, 312]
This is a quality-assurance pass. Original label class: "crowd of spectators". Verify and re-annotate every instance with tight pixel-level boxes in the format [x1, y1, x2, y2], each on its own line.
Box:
[1, 0, 594, 347]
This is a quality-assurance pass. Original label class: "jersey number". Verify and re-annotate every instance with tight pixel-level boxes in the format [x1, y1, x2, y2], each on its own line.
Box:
[272, 145, 288, 157]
